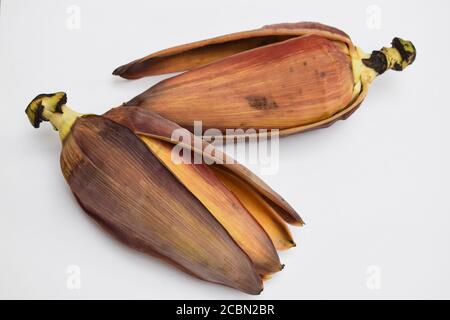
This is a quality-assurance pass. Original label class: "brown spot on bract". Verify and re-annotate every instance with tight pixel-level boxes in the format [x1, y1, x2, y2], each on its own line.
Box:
[320, 72, 327, 78]
[303, 61, 308, 66]
[245, 96, 278, 110]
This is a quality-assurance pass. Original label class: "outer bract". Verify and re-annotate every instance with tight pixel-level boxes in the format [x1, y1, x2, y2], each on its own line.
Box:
[25, 92, 302, 294]
[114, 22, 416, 138]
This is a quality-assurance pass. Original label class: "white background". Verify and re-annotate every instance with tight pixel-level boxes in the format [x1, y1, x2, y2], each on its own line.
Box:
[1, 0, 449, 299]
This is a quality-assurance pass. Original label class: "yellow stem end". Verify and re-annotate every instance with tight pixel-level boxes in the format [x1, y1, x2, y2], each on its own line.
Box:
[25, 92, 82, 141]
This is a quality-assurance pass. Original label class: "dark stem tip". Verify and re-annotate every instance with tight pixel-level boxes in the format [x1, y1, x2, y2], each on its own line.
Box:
[391, 37, 416, 70]
[25, 92, 67, 128]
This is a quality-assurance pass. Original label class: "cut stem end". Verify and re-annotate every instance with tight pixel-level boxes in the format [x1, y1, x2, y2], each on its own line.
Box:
[362, 37, 416, 75]
[25, 92, 81, 141]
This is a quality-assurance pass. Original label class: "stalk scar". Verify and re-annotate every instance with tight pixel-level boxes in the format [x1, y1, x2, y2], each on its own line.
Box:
[25, 92, 82, 141]
[362, 37, 416, 75]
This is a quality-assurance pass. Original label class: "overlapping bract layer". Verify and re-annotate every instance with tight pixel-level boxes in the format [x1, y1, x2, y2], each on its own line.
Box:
[26, 94, 302, 294]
